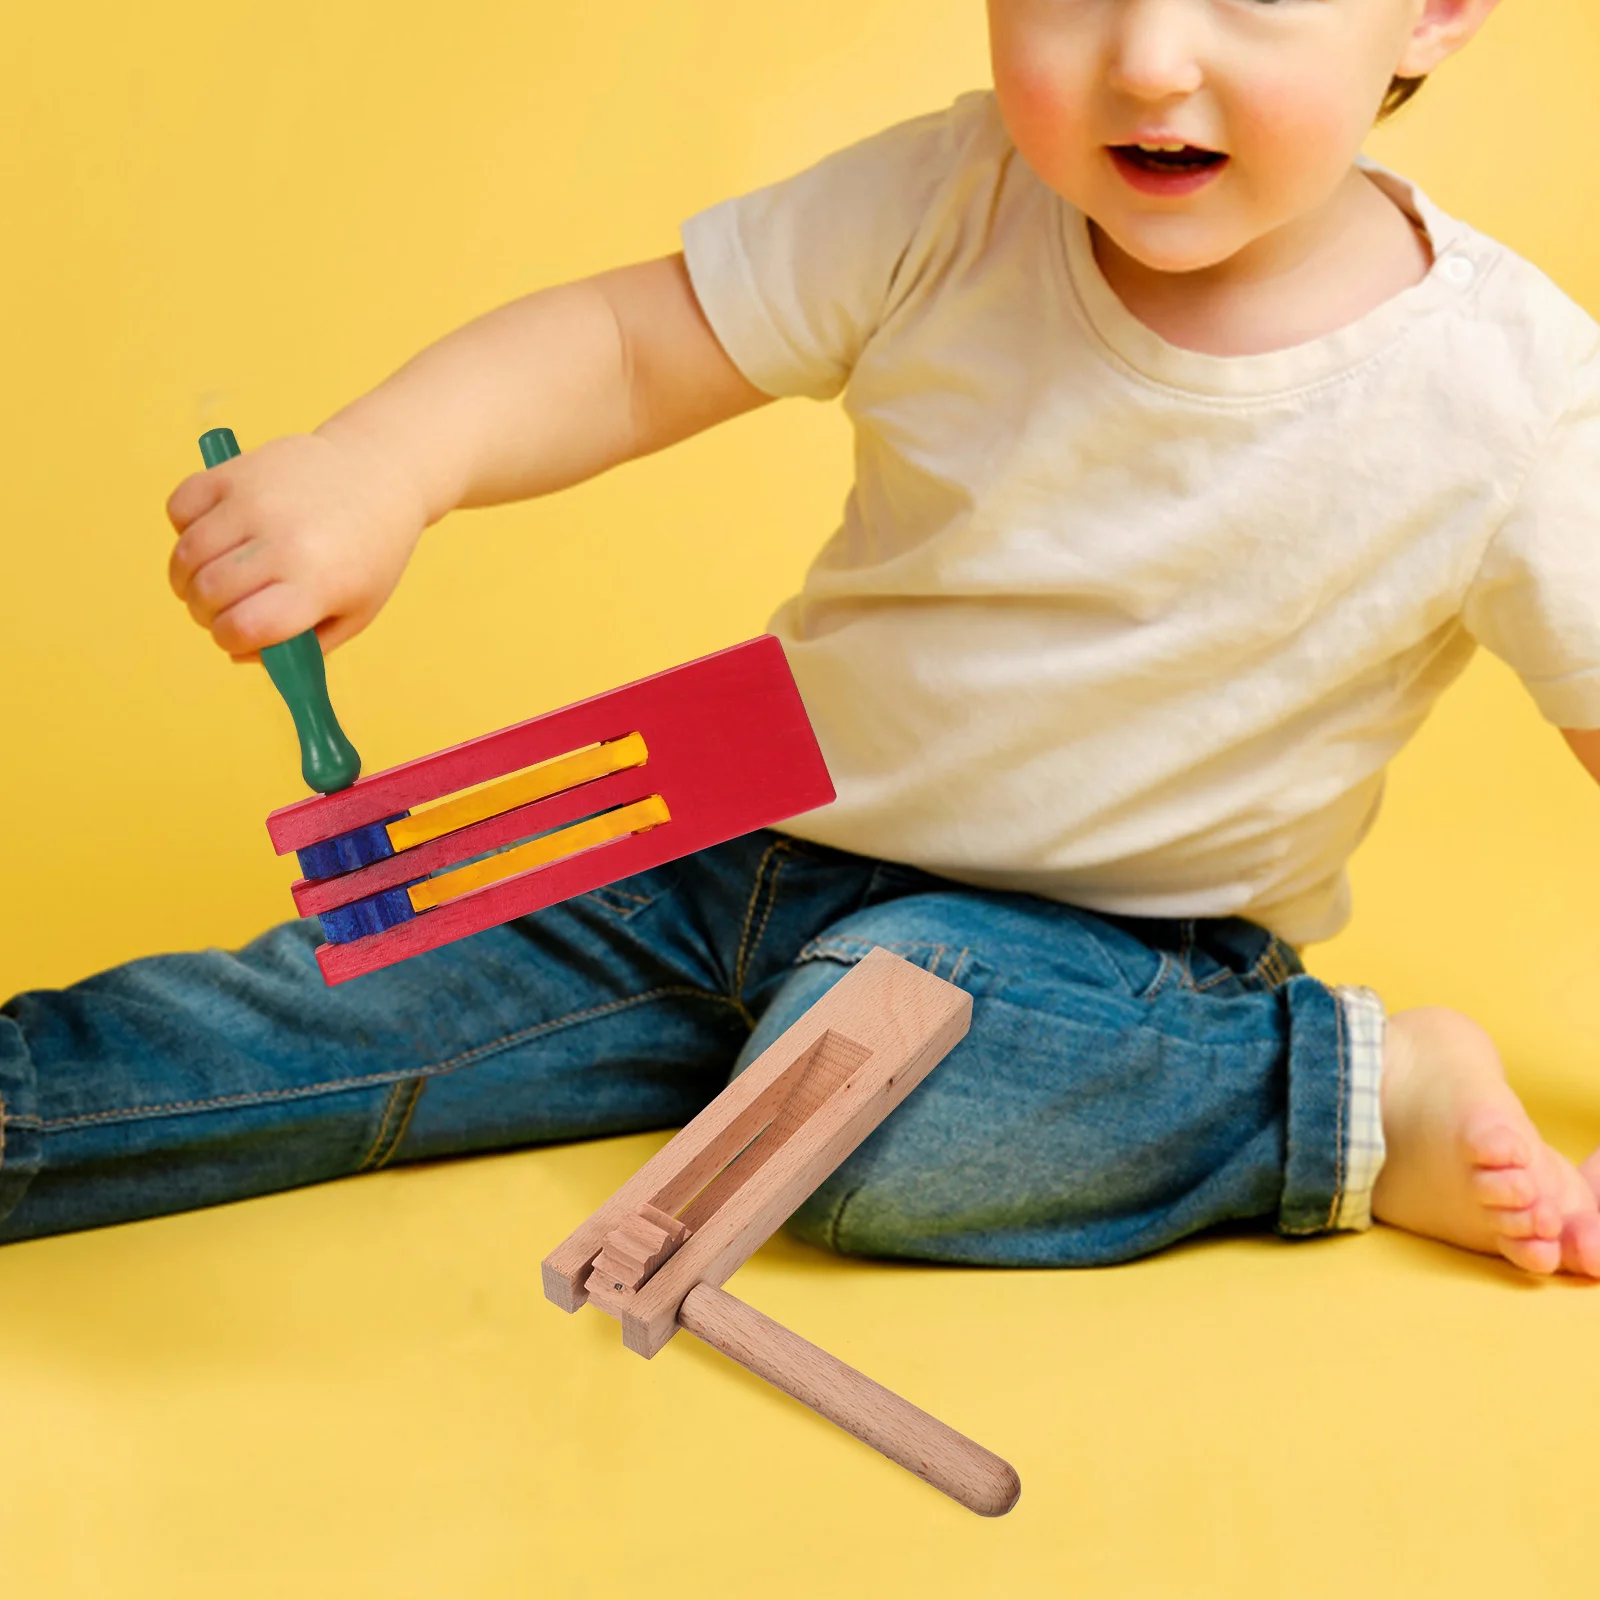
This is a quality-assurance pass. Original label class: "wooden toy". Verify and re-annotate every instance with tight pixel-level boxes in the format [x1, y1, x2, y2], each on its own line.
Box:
[195, 428, 831, 985]
[542, 946, 1023, 1518]
[268, 634, 836, 985]
[198, 428, 363, 794]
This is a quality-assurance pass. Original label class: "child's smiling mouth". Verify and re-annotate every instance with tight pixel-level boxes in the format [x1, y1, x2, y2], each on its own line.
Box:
[1107, 143, 1230, 197]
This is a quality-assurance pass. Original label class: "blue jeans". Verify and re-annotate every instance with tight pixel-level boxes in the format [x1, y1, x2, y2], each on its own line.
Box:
[0, 830, 1386, 1261]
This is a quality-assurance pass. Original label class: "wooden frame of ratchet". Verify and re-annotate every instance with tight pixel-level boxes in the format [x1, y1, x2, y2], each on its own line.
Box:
[542, 947, 1022, 1517]
[267, 636, 835, 985]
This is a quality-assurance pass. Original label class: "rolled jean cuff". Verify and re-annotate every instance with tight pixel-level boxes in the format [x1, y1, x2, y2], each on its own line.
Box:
[1330, 984, 1387, 1231]
[1277, 975, 1388, 1237]
[0, 1012, 42, 1230]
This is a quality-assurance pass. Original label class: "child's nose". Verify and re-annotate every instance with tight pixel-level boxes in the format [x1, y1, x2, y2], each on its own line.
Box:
[1104, 0, 1206, 101]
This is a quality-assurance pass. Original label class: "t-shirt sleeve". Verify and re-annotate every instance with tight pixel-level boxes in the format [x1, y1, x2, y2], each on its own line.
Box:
[1463, 338, 1600, 729]
[679, 97, 982, 402]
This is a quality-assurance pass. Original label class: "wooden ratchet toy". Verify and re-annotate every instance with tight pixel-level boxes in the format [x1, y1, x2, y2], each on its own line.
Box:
[267, 635, 836, 985]
[542, 947, 1023, 1518]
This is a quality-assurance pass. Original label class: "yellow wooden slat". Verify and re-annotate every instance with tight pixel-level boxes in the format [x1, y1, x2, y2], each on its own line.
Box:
[406, 795, 671, 913]
[386, 732, 649, 852]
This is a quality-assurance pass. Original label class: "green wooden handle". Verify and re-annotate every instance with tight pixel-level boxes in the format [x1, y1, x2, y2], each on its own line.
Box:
[198, 427, 362, 794]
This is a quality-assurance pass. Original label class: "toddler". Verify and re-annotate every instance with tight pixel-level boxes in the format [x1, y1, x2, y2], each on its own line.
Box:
[5, 0, 1600, 1279]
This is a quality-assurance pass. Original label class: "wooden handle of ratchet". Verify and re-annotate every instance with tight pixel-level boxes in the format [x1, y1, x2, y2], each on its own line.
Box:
[677, 1282, 1021, 1517]
[197, 427, 362, 795]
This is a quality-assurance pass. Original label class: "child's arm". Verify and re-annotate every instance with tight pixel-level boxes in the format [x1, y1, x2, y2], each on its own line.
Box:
[1563, 728, 1600, 784]
[165, 253, 771, 661]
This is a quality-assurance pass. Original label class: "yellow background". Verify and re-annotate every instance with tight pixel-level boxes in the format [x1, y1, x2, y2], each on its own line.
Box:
[2, 2, 1598, 1595]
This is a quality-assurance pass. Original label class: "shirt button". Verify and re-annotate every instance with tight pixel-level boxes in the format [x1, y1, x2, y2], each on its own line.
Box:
[1439, 255, 1475, 286]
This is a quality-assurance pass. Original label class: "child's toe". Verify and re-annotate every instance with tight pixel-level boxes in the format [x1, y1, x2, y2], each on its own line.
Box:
[1460, 1112, 1532, 1169]
[1499, 1234, 1561, 1275]
[1493, 1205, 1543, 1241]
[1494, 1197, 1564, 1241]
[1470, 1166, 1536, 1209]
[1558, 1212, 1600, 1279]
[1581, 1147, 1600, 1202]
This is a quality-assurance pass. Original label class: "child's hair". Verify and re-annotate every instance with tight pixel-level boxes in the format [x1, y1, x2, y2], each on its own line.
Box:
[1379, 75, 1425, 120]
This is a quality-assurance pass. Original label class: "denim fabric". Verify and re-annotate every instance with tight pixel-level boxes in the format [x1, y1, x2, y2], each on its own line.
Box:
[0, 830, 1374, 1262]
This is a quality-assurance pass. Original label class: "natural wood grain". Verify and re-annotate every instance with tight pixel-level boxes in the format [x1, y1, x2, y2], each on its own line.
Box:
[586, 1204, 692, 1295]
[543, 948, 971, 1355]
[540, 1025, 871, 1313]
[678, 1282, 1021, 1518]
[542, 947, 1018, 1517]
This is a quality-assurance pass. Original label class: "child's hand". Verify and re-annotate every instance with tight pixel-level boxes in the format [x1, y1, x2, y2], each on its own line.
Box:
[165, 428, 428, 663]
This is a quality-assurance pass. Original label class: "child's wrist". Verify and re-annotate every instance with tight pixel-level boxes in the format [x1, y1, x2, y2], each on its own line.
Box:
[313, 408, 453, 533]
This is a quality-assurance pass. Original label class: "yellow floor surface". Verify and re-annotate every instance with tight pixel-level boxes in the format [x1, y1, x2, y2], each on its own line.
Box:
[5, 639, 1600, 1598]
[1, 1052, 1596, 1599]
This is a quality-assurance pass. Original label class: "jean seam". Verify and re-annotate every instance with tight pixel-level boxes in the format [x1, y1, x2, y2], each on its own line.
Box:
[733, 837, 796, 1002]
[362, 1078, 426, 1172]
[1282, 981, 1349, 1237]
[592, 885, 653, 908]
[358, 1081, 406, 1171]
[824, 1183, 862, 1252]
[1328, 982, 1350, 1230]
[36, 984, 745, 1132]
[1142, 951, 1177, 1001]
[1252, 942, 1293, 991]
[359, 1077, 423, 1171]
[1243, 945, 1275, 988]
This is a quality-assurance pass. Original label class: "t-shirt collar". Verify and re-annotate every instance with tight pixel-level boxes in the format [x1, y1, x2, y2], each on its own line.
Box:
[1057, 154, 1478, 400]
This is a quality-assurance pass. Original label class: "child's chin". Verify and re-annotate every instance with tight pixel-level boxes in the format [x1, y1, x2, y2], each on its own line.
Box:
[1093, 213, 1246, 277]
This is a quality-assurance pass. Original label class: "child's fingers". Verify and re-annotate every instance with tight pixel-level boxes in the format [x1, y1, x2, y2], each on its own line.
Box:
[165, 468, 227, 534]
[209, 582, 322, 659]
[170, 511, 255, 604]
[293, 600, 373, 657]
[185, 539, 277, 629]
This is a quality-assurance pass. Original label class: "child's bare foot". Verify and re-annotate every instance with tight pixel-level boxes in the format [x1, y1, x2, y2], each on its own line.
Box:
[1370, 1007, 1600, 1279]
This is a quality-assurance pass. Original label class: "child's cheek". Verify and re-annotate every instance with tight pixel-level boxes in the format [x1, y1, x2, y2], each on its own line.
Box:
[992, 56, 1091, 191]
[1230, 78, 1362, 195]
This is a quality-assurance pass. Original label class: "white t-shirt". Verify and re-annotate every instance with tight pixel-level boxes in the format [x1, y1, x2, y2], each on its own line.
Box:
[679, 90, 1600, 945]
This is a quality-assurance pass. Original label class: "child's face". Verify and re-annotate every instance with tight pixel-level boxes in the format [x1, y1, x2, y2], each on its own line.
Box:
[987, 0, 1489, 277]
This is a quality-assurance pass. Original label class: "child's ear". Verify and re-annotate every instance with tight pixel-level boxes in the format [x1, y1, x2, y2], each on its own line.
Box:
[1395, 0, 1502, 79]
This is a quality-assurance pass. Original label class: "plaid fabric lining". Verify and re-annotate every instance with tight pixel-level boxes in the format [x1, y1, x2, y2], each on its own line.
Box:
[1332, 984, 1387, 1230]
